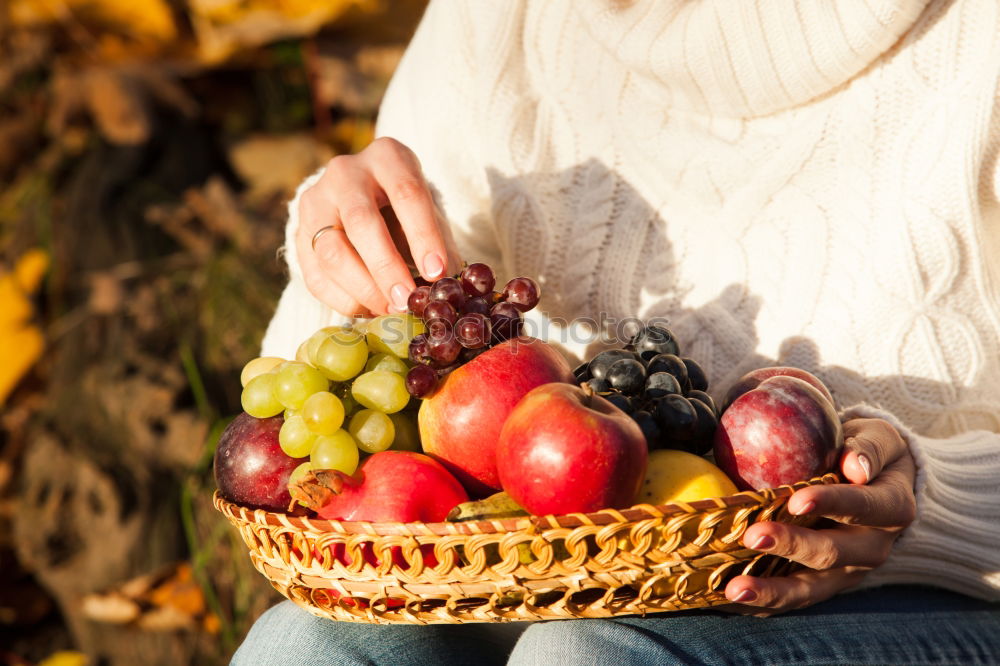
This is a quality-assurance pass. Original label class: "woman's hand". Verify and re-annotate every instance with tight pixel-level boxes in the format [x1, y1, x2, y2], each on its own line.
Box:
[723, 417, 917, 615]
[297, 137, 458, 317]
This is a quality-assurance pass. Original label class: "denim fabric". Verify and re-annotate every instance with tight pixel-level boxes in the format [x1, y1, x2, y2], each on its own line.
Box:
[232, 586, 1000, 665]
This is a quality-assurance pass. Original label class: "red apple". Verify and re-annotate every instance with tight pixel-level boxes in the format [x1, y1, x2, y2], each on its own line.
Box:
[713, 376, 843, 490]
[721, 366, 835, 413]
[290, 451, 467, 609]
[496, 383, 648, 515]
[214, 412, 306, 511]
[419, 337, 574, 496]
[289, 451, 468, 523]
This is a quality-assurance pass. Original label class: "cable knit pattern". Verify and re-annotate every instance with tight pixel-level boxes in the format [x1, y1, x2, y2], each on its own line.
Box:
[261, 0, 1000, 600]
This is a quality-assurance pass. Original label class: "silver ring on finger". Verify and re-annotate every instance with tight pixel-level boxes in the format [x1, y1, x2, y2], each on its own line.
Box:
[311, 224, 341, 252]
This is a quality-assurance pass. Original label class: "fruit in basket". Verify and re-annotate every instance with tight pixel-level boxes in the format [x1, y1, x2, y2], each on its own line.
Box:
[240, 372, 286, 418]
[214, 412, 307, 511]
[366, 314, 426, 358]
[348, 409, 395, 453]
[273, 362, 329, 410]
[630, 324, 680, 357]
[497, 383, 647, 515]
[635, 450, 738, 505]
[240, 356, 284, 386]
[419, 337, 575, 496]
[713, 375, 843, 490]
[403, 262, 543, 397]
[300, 390, 345, 435]
[446, 492, 528, 521]
[721, 366, 834, 412]
[310, 429, 360, 475]
[312, 328, 369, 381]
[289, 451, 468, 523]
[351, 370, 409, 413]
[573, 329, 719, 454]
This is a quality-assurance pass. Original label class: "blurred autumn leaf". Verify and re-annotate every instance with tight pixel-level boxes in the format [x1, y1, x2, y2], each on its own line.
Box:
[5, 0, 391, 63]
[0, 249, 47, 405]
[0, 1, 425, 663]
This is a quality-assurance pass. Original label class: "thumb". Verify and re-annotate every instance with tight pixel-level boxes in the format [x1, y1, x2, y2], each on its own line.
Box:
[840, 418, 907, 485]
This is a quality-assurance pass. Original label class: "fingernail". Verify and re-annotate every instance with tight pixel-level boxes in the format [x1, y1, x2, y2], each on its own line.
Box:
[390, 283, 410, 311]
[857, 454, 872, 483]
[751, 535, 775, 551]
[423, 253, 444, 278]
[730, 589, 757, 603]
[790, 500, 816, 516]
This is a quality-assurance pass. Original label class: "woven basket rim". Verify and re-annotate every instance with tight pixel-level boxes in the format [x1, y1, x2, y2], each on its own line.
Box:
[213, 473, 839, 536]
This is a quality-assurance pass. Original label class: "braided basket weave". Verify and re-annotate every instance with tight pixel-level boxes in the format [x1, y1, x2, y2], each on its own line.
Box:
[215, 473, 838, 624]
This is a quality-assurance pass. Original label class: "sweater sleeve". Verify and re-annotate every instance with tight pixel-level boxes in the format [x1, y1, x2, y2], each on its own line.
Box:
[841, 404, 1000, 601]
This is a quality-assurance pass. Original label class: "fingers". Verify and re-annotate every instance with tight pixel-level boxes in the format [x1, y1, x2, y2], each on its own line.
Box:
[840, 418, 908, 484]
[720, 418, 915, 615]
[365, 138, 449, 282]
[296, 139, 449, 314]
[724, 567, 868, 614]
[786, 463, 915, 528]
[328, 155, 418, 313]
[786, 461, 915, 528]
[335, 182, 416, 314]
[297, 228, 372, 318]
[298, 184, 389, 315]
[786, 421, 916, 528]
[742, 521, 895, 570]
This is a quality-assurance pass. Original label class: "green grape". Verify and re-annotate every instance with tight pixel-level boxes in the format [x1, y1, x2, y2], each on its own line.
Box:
[279, 415, 316, 458]
[310, 430, 360, 475]
[241, 373, 284, 418]
[366, 314, 426, 358]
[314, 329, 369, 381]
[351, 370, 409, 414]
[388, 412, 421, 452]
[240, 356, 284, 387]
[301, 391, 345, 435]
[288, 460, 312, 485]
[295, 339, 311, 364]
[305, 326, 340, 365]
[287, 461, 312, 506]
[274, 362, 329, 410]
[364, 352, 410, 376]
[283, 407, 299, 420]
[349, 409, 395, 454]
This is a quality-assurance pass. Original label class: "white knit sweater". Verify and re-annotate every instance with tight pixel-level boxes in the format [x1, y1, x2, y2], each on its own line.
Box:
[262, 0, 1000, 600]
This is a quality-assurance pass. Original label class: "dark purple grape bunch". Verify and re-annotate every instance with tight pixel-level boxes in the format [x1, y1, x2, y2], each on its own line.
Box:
[573, 324, 718, 456]
[405, 262, 541, 398]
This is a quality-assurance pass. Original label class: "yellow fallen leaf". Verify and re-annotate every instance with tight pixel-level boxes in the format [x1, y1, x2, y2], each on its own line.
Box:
[8, 0, 177, 43]
[0, 248, 48, 404]
[188, 0, 376, 63]
[38, 651, 89, 666]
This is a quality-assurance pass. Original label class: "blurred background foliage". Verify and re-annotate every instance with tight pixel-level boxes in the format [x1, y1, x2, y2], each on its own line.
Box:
[0, 1, 426, 663]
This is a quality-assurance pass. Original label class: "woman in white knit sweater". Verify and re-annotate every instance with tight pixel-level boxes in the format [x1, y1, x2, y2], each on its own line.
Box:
[234, 1, 1000, 663]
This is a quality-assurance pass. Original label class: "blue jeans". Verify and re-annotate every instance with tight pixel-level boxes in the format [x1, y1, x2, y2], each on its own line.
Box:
[231, 586, 1000, 665]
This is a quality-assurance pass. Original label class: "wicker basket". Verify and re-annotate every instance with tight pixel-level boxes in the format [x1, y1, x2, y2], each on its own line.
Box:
[215, 472, 838, 624]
